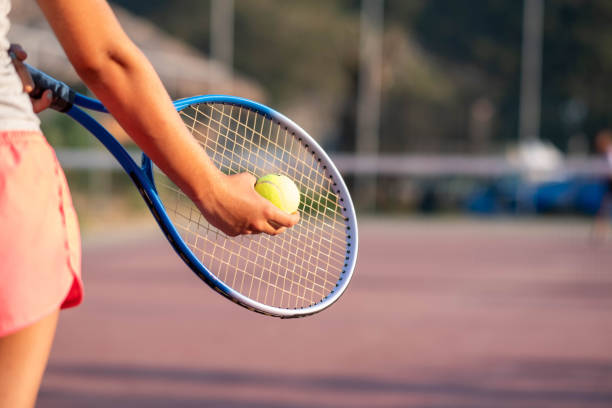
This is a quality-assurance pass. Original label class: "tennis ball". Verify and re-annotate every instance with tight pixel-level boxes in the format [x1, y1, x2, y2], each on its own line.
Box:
[255, 174, 300, 213]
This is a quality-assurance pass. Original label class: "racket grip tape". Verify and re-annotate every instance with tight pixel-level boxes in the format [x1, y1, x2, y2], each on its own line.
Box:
[24, 63, 75, 112]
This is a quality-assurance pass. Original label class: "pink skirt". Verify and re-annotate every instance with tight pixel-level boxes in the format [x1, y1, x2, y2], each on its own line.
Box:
[0, 130, 82, 337]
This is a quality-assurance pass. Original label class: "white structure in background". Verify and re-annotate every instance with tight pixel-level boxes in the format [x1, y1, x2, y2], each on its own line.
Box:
[508, 140, 565, 182]
[518, 0, 544, 143]
[210, 0, 234, 87]
[356, 0, 384, 209]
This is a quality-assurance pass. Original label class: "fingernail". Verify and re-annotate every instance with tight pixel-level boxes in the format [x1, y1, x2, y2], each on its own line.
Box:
[46, 92, 52, 100]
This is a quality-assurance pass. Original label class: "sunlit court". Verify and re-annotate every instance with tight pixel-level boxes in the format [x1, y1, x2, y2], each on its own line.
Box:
[4, 0, 612, 407]
[39, 219, 612, 407]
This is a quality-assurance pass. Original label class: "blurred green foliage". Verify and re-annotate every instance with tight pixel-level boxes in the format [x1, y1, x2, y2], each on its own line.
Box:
[110, 1, 612, 154]
[39, 112, 95, 147]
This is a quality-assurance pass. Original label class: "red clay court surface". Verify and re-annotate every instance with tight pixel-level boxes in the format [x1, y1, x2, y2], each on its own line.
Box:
[38, 218, 612, 407]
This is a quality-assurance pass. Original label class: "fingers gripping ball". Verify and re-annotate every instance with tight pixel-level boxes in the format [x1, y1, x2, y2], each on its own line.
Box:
[255, 174, 301, 213]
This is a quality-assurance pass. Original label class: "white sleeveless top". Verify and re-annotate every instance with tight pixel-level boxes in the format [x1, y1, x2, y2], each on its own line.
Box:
[0, 0, 40, 131]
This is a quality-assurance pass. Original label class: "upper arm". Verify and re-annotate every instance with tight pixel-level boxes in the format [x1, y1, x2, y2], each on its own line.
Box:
[36, 0, 137, 75]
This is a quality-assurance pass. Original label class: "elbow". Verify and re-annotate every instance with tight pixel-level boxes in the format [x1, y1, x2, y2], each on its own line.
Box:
[71, 43, 138, 86]
[71, 54, 106, 84]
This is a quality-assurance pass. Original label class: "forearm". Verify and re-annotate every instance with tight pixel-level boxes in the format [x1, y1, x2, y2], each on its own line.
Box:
[79, 47, 220, 202]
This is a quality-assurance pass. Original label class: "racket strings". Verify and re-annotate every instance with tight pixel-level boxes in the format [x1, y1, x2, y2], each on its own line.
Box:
[206, 103, 349, 253]
[180, 107, 345, 228]
[181, 106, 349, 258]
[185, 102, 346, 308]
[165, 183, 344, 286]
[173, 211, 333, 302]
[165, 178, 339, 304]
[157, 102, 348, 309]
[170, 105, 350, 302]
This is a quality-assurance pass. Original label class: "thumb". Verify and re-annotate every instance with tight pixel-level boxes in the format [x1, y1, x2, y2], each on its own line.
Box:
[31, 90, 53, 113]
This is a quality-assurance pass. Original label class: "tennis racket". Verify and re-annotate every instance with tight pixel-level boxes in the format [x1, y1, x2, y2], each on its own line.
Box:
[25, 64, 358, 318]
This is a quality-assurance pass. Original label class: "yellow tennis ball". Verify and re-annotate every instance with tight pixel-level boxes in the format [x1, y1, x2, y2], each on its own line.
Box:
[255, 174, 300, 213]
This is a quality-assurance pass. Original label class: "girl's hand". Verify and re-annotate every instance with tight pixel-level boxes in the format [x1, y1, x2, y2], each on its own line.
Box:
[8, 44, 53, 113]
[195, 172, 300, 237]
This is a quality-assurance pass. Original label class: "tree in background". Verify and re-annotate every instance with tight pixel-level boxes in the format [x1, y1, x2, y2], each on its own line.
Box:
[112, 0, 612, 154]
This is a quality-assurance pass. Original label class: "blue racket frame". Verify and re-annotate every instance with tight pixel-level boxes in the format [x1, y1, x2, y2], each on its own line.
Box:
[28, 65, 358, 318]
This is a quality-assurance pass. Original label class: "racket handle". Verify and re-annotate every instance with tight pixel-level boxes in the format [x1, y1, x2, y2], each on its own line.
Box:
[24, 63, 75, 112]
